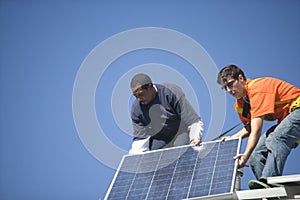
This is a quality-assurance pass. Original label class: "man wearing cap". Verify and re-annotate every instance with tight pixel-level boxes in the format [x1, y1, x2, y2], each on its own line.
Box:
[129, 73, 204, 154]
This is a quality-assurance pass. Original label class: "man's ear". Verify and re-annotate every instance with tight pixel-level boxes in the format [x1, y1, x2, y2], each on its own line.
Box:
[238, 74, 245, 82]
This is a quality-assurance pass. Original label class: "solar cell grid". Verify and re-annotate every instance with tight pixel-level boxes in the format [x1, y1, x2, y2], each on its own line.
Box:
[105, 138, 241, 200]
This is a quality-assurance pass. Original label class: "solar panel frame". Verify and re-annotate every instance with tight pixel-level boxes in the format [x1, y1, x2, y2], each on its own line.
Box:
[105, 138, 241, 200]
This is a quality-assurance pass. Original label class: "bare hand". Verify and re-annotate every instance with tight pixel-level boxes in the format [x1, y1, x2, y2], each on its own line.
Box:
[233, 153, 249, 168]
[221, 136, 231, 142]
[190, 139, 201, 145]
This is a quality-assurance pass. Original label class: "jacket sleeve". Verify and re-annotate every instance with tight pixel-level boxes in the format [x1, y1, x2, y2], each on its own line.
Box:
[164, 83, 202, 126]
[174, 92, 202, 131]
[164, 83, 203, 140]
[130, 101, 150, 139]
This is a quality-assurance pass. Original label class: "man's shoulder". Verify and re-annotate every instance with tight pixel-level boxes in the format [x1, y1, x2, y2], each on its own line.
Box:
[157, 83, 184, 97]
[247, 77, 289, 92]
[248, 77, 283, 86]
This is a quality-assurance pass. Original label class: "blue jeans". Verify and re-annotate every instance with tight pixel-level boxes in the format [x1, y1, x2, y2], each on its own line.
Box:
[249, 109, 300, 180]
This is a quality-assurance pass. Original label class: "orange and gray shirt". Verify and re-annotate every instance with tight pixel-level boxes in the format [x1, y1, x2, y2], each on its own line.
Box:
[235, 77, 300, 125]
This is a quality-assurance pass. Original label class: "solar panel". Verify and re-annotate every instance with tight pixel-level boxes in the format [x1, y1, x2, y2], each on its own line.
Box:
[105, 138, 241, 200]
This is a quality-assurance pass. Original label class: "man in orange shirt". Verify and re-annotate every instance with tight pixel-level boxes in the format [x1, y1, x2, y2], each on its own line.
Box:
[217, 64, 300, 189]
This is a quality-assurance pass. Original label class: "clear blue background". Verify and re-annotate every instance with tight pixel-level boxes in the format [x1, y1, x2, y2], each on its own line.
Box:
[0, 1, 299, 199]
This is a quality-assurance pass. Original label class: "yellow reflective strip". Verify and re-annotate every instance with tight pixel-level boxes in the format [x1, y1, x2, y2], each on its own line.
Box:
[235, 106, 243, 114]
[297, 140, 300, 144]
[248, 78, 263, 88]
[289, 95, 300, 113]
[275, 99, 292, 105]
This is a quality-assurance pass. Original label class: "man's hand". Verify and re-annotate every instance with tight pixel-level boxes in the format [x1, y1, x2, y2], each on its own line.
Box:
[190, 139, 201, 145]
[221, 136, 232, 142]
[233, 153, 249, 168]
[233, 117, 262, 168]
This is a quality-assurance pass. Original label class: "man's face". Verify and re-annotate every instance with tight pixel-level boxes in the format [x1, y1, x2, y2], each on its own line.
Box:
[222, 74, 247, 99]
[132, 84, 155, 105]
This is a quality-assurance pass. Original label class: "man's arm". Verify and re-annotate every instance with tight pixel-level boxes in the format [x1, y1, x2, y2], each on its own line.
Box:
[224, 123, 251, 140]
[130, 111, 150, 154]
[175, 94, 203, 144]
[234, 117, 263, 168]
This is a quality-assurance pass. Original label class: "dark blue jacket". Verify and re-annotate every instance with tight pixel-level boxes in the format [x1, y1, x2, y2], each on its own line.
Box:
[130, 83, 201, 143]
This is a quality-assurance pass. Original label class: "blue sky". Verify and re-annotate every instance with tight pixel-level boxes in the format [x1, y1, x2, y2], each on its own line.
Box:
[0, 1, 299, 199]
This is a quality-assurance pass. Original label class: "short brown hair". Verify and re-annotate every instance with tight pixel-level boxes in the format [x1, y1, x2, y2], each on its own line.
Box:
[217, 64, 246, 86]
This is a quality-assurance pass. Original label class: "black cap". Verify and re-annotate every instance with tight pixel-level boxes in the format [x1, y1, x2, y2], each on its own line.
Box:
[130, 73, 152, 90]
